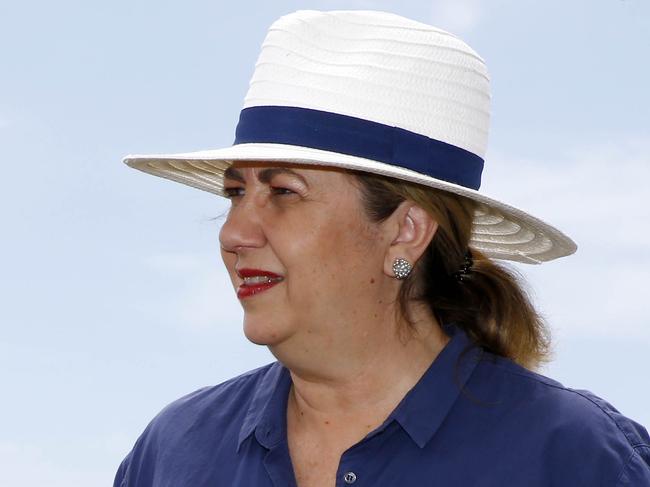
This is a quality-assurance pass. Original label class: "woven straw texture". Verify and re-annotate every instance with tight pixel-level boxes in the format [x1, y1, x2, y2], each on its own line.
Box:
[123, 10, 577, 264]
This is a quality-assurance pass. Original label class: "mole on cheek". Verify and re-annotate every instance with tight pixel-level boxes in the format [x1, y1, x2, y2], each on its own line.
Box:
[370, 278, 375, 284]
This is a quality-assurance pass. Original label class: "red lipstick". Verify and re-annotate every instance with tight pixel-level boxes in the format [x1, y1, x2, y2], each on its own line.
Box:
[236, 268, 284, 299]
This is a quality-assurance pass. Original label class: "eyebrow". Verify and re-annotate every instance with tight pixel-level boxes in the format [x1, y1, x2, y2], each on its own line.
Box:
[223, 166, 308, 185]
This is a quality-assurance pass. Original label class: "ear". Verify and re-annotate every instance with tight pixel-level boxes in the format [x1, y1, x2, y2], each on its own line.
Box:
[383, 201, 438, 278]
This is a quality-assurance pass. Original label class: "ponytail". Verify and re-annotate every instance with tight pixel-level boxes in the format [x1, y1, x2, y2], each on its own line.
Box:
[352, 171, 551, 371]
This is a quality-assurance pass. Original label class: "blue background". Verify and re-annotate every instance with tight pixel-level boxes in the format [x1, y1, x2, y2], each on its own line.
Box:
[1, 1, 648, 484]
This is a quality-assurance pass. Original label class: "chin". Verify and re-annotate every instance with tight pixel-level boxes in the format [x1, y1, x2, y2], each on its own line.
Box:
[242, 316, 289, 346]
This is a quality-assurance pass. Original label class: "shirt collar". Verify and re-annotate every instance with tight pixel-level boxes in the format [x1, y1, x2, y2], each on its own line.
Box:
[389, 323, 482, 448]
[236, 323, 481, 452]
[237, 359, 291, 452]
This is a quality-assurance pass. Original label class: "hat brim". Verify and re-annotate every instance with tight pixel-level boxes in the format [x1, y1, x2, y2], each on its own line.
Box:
[123, 143, 577, 264]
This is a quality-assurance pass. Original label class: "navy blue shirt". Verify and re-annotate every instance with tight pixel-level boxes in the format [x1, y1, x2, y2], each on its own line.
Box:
[114, 325, 650, 486]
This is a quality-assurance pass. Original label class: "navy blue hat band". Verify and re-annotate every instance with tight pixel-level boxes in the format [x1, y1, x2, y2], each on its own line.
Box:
[233, 106, 484, 191]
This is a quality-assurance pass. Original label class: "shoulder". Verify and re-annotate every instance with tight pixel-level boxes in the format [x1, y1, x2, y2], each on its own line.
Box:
[467, 352, 650, 485]
[146, 361, 277, 433]
[138, 361, 278, 447]
[482, 354, 648, 445]
[113, 362, 279, 487]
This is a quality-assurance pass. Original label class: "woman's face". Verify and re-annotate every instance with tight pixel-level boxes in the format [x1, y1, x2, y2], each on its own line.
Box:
[219, 161, 394, 361]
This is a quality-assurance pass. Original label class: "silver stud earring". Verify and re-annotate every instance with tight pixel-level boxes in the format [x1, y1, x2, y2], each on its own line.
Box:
[392, 257, 412, 280]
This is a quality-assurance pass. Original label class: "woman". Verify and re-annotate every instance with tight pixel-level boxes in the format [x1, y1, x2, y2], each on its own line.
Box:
[114, 10, 650, 487]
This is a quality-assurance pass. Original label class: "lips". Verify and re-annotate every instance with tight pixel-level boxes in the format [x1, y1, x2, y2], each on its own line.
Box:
[236, 268, 284, 299]
[237, 268, 283, 279]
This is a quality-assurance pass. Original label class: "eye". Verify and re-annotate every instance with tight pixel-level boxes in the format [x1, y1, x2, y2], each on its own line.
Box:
[222, 186, 297, 199]
[223, 187, 244, 198]
[271, 187, 296, 196]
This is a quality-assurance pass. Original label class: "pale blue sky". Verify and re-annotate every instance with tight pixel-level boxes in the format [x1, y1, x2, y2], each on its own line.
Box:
[1, 1, 648, 485]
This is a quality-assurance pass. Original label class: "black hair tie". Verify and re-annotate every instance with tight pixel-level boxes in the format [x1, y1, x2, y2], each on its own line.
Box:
[453, 249, 474, 283]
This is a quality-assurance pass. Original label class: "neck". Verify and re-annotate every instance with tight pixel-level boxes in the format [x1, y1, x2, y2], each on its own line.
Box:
[283, 304, 450, 440]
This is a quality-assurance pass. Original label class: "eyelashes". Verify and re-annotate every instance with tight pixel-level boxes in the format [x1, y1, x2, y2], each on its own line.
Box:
[222, 187, 297, 199]
[270, 187, 296, 196]
[222, 187, 244, 198]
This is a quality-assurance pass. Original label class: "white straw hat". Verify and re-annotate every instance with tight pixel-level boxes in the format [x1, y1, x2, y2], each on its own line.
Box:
[123, 9, 577, 264]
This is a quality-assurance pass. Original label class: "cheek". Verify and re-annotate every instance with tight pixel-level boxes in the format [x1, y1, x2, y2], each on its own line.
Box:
[327, 212, 381, 268]
[279, 214, 380, 299]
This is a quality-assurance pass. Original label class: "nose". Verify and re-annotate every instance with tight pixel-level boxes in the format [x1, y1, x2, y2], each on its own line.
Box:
[218, 191, 267, 254]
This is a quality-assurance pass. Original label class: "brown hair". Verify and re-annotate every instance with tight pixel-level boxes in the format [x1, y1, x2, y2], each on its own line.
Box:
[350, 171, 552, 371]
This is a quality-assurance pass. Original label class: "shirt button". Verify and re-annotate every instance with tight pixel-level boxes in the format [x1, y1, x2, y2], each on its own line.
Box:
[343, 471, 357, 484]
